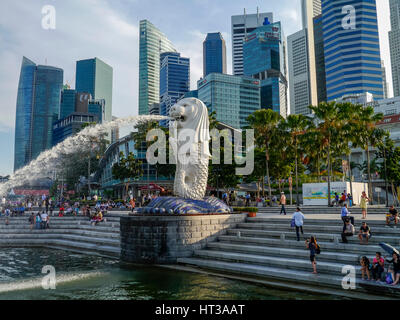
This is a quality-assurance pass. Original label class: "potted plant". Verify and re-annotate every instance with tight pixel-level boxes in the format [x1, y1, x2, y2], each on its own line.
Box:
[233, 207, 258, 217]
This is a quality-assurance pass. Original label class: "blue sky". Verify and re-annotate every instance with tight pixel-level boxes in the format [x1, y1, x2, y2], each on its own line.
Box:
[0, 0, 391, 175]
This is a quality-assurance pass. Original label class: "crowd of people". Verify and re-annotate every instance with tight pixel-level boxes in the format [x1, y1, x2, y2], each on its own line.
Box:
[290, 202, 400, 286]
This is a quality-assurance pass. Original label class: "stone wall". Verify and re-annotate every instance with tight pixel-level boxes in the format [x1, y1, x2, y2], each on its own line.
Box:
[120, 214, 247, 264]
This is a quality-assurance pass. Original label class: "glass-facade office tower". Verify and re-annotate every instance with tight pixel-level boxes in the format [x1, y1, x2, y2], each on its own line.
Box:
[14, 57, 63, 171]
[243, 20, 288, 118]
[389, 0, 400, 97]
[203, 32, 227, 77]
[75, 57, 113, 122]
[139, 20, 176, 115]
[231, 11, 273, 76]
[322, 0, 384, 101]
[60, 89, 77, 119]
[159, 52, 190, 126]
[314, 14, 327, 103]
[197, 73, 260, 129]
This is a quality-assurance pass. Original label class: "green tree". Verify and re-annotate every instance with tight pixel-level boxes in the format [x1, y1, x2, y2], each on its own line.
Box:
[247, 109, 282, 204]
[280, 114, 312, 204]
[309, 102, 341, 206]
[112, 152, 144, 197]
[351, 106, 384, 204]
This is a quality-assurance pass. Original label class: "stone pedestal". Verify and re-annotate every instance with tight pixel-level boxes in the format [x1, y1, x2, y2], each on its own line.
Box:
[120, 214, 247, 264]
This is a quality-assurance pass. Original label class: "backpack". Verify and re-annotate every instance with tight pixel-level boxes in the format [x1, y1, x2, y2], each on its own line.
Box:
[315, 244, 321, 254]
[386, 273, 393, 284]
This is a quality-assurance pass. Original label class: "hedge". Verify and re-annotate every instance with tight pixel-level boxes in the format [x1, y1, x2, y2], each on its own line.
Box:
[233, 207, 258, 213]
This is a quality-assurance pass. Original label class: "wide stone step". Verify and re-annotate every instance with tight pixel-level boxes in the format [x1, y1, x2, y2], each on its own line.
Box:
[237, 223, 400, 236]
[218, 235, 383, 255]
[177, 257, 400, 298]
[0, 228, 120, 239]
[247, 217, 389, 227]
[0, 233, 120, 246]
[0, 238, 120, 258]
[207, 242, 361, 264]
[193, 250, 361, 275]
[226, 228, 400, 246]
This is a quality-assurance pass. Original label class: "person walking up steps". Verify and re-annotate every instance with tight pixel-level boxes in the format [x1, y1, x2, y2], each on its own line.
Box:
[292, 207, 305, 241]
[305, 236, 320, 274]
[280, 192, 286, 215]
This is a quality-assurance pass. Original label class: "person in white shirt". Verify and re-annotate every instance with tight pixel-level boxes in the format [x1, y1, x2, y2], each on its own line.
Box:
[292, 207, 305, 241]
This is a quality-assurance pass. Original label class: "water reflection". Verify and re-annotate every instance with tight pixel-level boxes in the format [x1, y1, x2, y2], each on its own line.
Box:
[0, 248, 338, 300]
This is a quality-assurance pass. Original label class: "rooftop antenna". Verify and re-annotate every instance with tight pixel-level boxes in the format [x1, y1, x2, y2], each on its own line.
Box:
[257, 7, 260, 26]
[45, 58, 48, 65]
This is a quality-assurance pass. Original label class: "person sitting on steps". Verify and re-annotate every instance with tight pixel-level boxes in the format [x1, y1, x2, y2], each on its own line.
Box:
[360, 256, 371, 281]
[341, 218, 355, 243]
[386, 205, 398, 227]
[371, 252, 385, 282]
[358, 221, 371, 245]
[341, 203, 354, 226]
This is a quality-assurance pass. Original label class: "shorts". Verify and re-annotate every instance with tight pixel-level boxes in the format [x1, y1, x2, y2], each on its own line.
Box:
[310, 255, 316, 262]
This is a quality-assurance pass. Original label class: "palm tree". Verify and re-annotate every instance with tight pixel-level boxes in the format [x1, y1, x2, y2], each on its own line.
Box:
[247, 109, 282, 204]
[309, 102, 341, 206]
[351, 106, 384, 204]
[280, 114, 312, 205]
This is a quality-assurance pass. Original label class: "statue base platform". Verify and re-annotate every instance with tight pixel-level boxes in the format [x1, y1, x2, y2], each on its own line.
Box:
[136, 196, 232, 215]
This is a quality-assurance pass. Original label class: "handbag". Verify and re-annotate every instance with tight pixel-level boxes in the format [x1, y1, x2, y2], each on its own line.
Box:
[290, 218, 296, 228]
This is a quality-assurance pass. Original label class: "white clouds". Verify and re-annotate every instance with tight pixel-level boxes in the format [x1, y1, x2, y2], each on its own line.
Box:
[0, 0, 140, 129]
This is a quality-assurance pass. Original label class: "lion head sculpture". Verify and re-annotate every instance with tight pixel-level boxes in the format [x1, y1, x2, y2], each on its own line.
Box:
[169, 98, 211, 200]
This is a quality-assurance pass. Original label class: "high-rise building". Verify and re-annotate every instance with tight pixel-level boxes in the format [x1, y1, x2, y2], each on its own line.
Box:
[60, 89, 77, 119]
[301, 0, 321, 106]
[243, 20, 288, 118]
[231, 10, 273, 76]
[159, 52, 190, 126]
[139, 20, 176, 115]
[288, 29, 312, 115]
[75, 57, 113, 122]
[197, 73, 260, 129]
[382, 60, 389, 99]
[322, 0, 384, 101]
[313, 14, 327, 103]
[389, 0, 400, 97]
[14, 57, 63, 171]
[203, 32, 227, 77]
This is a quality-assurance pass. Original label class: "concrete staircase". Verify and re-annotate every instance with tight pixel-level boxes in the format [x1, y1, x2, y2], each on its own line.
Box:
[0, 215, 121, 258]
[257, 206, 390, 215]
[178, 216, 400, 299]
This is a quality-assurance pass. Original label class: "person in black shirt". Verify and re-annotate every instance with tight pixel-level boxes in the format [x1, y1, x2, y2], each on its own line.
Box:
[386, 253, 400, 286]
[358, 222, 371, 245]
[386, 206, 398, 226]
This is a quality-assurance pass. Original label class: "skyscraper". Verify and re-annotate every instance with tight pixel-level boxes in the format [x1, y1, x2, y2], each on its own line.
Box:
[382, 60, 389, 99]
[288, 29, 312, 115]
[60, 89, 77, 119]
[203, 32, 227, 77]
[322, 0, 384, 101]
[197, 73, 260, 129]
[389, 0, 400, 97]
[231, 10, 273, 76]
[159, 52, 190, 126]
[313, 14, 327, 103]
[243, 20, 288, 118]
[75, 57, 113, 122]
[14, 57, 63, 171]
[139, 20, 176, 115]
[301, 0, 321, 106]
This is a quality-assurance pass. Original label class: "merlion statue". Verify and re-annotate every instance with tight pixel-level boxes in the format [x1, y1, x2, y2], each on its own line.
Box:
[137, 98, 232, 214]
[169, 98, 211, 200]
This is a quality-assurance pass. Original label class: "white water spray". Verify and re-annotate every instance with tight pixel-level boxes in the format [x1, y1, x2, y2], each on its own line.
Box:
[0, 115, 170, 196]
